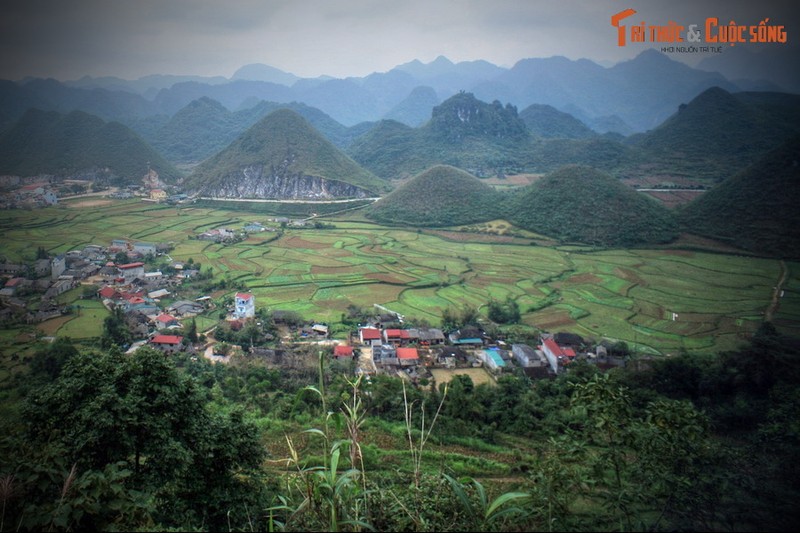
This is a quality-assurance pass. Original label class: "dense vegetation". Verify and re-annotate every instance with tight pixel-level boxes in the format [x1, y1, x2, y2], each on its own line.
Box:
[366, 165, 503, 226]
[680, 136, 800, 259]
[364, 163, 678, 247]
[505, 165, 678, 246]
[0, 109, 181, 184]
[185, 108, 387, 195]
[2, 323, 799, 531]
[1, 49, 798, 531]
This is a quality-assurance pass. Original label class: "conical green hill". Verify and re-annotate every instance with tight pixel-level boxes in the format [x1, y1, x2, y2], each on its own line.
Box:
[680, 136, 800, 258]
[187, 108, 386, 198]
[506, 165, 678, 246]
[367, 165, 501, 226]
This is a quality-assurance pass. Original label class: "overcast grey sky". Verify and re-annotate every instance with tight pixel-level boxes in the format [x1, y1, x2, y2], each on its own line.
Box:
[1, 0, 796, 80]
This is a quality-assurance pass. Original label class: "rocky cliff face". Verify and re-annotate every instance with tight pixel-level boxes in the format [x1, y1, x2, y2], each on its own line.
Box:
[200, 164, 373, 199]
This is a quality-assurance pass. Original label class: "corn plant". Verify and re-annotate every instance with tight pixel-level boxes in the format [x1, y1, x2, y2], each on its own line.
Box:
[443, 473, 531, 531]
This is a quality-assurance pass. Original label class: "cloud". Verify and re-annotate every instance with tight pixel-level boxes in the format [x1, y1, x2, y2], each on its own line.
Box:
[0, 0, 797, 80]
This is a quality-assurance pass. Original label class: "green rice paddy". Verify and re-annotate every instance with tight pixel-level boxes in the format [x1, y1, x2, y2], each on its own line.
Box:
[0, 200, 795, 355]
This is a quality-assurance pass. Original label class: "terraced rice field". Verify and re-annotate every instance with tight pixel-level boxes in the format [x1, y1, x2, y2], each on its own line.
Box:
[0, 200, 795, 355]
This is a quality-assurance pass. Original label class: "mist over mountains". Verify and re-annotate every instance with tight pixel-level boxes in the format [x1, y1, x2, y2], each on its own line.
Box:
[2, 50, 793, 134]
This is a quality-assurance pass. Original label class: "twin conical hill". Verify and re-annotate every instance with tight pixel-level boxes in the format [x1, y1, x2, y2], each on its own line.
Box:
[680, 136, 800, 258]
[150, 98, 359, 164]
[366, 165, 502, 226]
[506, 165, 678, 246]
[0, 108, 180, 183]
[186, 108, 386, 199]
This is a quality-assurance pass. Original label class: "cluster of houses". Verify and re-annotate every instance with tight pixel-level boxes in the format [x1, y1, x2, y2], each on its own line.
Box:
[0, 237, 212, 346]
[196, 219, 304, 243]
[329, 324, 622, 382]
[107, 183, 190, 204]
[0, 180, 59, 209]
[0, 167, 197, 209]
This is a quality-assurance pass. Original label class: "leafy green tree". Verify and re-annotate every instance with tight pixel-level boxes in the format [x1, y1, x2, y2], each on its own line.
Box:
[184, 317, 198, 343]
[487, 297, 521, 324]
[29, 336, 78, 380]
[441, 304, 480, 332]
[21, 346, 268, 530]
[100, 306, 131, 349]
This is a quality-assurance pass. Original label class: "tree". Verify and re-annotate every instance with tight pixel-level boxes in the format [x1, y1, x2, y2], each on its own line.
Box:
[114, 251, 130, 264]
[21, 346, 268, 530]
[184, 317, 198, 343]
[100, 306, 131, 349]
[487, 297, 520, 324]
[29, 336, 79, 380]
[441, 304, 480, 332]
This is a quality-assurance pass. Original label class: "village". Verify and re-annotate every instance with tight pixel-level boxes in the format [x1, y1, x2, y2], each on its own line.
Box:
[1, 218, 631, 386]
[0, 168, 194, 210]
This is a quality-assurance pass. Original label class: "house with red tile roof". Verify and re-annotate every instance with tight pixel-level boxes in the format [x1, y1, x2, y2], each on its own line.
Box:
[540, 337, 576, 372]
[334, 345, 354, 358]
[359, 327, 382, 345]
[149, 334, 185, 354]
[98, 285, 119, 300]
[396, 347, 419, 366]
[384, 328, 411, 346]
[118, 262, 145, 282]
[155, 313, 179, 328]
[234, 292, 255, 318]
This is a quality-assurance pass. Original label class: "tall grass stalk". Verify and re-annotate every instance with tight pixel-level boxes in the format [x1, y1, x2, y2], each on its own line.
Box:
[270, 351, 372, 531]
[403, 380, 448, 490]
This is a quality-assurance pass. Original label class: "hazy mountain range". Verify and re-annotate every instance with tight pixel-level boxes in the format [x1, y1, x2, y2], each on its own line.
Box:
[3, 49, 795, 135]
[1, 49, 799, 256]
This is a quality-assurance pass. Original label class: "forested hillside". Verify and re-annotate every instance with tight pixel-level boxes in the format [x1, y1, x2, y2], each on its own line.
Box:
[680, 136, 800, 258]
[185, 108, 387, 198]
[628, 87, 800, 182]
[0, 108, 181, 184]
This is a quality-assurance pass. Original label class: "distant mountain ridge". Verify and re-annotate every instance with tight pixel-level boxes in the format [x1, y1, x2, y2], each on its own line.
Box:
[628, 87, 800, 181]
[348, 92, 538, 179]
[1, 50, 779, 134]
[147, 97, 359, 164]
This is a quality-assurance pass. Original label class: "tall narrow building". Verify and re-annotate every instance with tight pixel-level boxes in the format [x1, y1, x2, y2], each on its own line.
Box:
[234, 292, 255, 318]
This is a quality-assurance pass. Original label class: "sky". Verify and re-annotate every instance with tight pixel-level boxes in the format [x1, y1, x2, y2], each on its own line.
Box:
[1, 0, 797, 81]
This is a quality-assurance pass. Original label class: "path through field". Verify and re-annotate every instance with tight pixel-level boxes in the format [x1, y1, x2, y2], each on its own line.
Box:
[766, 260, 788, 322]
